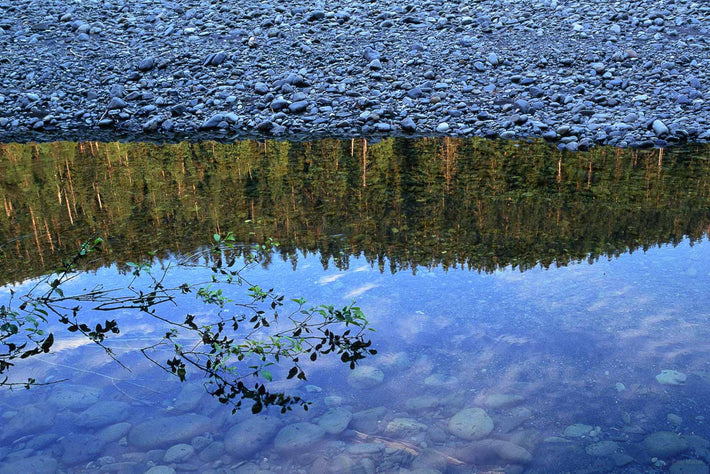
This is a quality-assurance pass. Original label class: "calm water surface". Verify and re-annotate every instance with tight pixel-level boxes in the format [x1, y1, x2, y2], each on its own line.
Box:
[1, 139, 709, 473]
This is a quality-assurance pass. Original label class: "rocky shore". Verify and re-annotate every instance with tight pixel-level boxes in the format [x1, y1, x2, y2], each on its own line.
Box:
[0, 0, 708, 149]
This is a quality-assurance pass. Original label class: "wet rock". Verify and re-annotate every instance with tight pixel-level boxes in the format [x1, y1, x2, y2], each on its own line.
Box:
[224, 416, 280, 459]
[643, 431, 689, 458]
[128, 414, 213, 450]
[448, 408, 494, 440]
[347, 365, 384, 389]
[274, 422, 325, 451]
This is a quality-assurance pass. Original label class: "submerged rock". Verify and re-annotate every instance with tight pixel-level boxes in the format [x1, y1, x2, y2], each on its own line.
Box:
[586, 440, 619, 456]
[0, 455, 57, 474]
[347, 365, 384, 389]
[563, 423, 593, 438]
[317, 407, 352, 434]
[385, 417, 428, 436]
[60, 433, 106, 465]
[224, 416, 281, 459]
[76, 401, 131, 428]
[448, 408, 494, 440]
[454, 439, 533, 464]
[128, 413, 213, 450]
[0, 405, 56, 442]
[480, 393, 525, 409]
[48, 384, 101, 410]
[352, 406, 387, 433]
[669, 459, 709, 474]
[643, 431, 689, 458]
[274, 422, 325, 451]
[656, 370, 687, 385]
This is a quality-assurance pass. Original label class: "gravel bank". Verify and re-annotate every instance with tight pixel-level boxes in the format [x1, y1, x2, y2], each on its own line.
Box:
[0, 0, 708, 149]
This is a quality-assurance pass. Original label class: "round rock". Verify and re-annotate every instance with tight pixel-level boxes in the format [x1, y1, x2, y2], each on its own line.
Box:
[448, 408, 494, 440]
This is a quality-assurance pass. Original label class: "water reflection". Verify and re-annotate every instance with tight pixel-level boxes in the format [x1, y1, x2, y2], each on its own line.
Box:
[1, 138, 710, 473]
[1, 139, 709, 284]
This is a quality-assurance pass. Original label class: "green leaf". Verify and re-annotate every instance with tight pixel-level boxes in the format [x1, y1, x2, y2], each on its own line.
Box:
[261, 370, 273, 382]
[213, 234, 221, 242]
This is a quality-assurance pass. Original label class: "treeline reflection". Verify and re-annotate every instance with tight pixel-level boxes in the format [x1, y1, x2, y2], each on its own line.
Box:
[1, 138, 709, 284]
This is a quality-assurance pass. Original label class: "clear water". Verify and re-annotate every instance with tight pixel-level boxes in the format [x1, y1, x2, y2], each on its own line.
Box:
[1, 139, 709, 473]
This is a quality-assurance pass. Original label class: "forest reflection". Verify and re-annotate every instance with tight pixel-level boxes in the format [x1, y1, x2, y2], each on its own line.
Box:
[1, 138, 709, 284]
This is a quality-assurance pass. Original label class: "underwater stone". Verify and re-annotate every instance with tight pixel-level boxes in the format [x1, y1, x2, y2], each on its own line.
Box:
[448, 407, 494, 440]
[224, 416, 281, 459]
[643, 431, 689, 458]
[128, 413, 213, 450]
[656, 369, 687, 385]
[352, 406, 387, 433]
[97, 422, 132, 443]
[144, 467, 176, 474]
[317, 407, 352, 434]
[563, 423, 593, 438]
[455, 439, 533, 464]
[274, 422, 325, 451]
[48, 384, 101, 410]
[385, 417, 428, 436]
[480, 393, 525, 409]
[0, 455, 57, 474]
[163, 443, 194, 463]
[585, 440, 619, 456]
[669, 459, 709, 474]
[347, 365, 384, 389]
[76, 401, 131, 428]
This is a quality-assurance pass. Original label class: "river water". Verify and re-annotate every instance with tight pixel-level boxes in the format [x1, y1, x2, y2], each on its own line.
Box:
[0, 138, 709, 473]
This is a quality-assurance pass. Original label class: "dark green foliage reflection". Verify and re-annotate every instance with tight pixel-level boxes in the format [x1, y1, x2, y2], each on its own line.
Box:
[1, 138, 709, 284]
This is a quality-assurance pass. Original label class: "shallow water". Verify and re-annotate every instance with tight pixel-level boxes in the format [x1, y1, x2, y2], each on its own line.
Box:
[1, 139, 710, 473]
